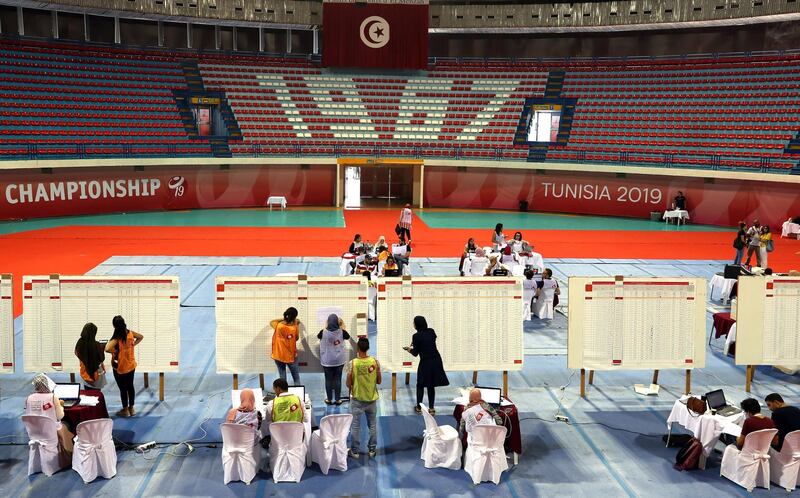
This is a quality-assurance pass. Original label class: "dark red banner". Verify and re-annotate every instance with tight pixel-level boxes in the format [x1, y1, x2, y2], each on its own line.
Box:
[0, 164, 335, 220]
[322, 1, 428, 70]
[424, 166, 800, 229]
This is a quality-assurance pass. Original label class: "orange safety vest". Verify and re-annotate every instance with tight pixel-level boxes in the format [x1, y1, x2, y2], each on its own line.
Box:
[271, 322, 298, 364]
[115, 331, 137, 374]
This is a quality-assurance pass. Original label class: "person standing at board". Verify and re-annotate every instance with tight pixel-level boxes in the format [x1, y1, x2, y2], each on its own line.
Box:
[317, 314, 350, 405]
[404, 316, 449, 415]
[674, 191, 687, 210]
[492, 223, 506, 251]
[271, 307, 301, 384]
[74, 323, 106, 390]
[105, 316, 143, 418]
[347, 337, 381, 458]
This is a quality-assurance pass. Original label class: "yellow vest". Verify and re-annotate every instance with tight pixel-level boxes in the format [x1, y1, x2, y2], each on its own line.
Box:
[272, 394, 303, 422]
[351, 357, 379, 402]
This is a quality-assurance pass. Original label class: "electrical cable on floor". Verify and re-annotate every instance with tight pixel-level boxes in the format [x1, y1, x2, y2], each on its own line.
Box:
[517, 415, 663, 438]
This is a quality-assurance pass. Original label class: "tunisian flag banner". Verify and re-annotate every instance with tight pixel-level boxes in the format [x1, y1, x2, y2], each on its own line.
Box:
[323, 0, 429, 70]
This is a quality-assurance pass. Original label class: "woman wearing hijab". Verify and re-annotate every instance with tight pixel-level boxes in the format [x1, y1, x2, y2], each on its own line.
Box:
[105, 316, 143, 418]
[317, 314, 351, 405]
[25, 373, 74, 463]
[271, 307, 301, 383]
[404, 316, 449, 414]
[74, 323, 106, 390]
[226, 388, 263, 439]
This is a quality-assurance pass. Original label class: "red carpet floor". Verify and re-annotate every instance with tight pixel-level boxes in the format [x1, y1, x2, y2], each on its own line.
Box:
[1, 209, 797, 315]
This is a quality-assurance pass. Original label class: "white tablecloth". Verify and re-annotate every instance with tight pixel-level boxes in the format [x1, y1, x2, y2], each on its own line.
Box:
[709, 274, 737, 303]
[782, 221, 800, 238]
[667, 397, 744, 456]
[266, 196, 287, 210]
[663, 210, 690, 224]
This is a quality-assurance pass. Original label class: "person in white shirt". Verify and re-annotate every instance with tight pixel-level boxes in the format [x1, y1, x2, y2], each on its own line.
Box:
[458, 388, 502, 440]
[397, 205, 413, 243]
[534, 269, 560, 319]
[24, 373, 74, 462]
[492, 224, 506, 251]
[507, 232, 530, 253]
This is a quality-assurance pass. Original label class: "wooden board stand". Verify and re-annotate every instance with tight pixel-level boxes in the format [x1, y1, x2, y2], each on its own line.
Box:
[580, 368, 691, 398]
[144, 373, 149, 388]
[233, 373, 238, 390]
[745, 365, 755, 393]
[391, 373, 397, 401]
[159, 373, 164, 401]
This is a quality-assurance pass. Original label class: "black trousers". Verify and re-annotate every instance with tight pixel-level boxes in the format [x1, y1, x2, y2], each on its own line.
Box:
[323, 365, 344, 401]
[113, 369, 136, 408]
[416, 385, 435, 409]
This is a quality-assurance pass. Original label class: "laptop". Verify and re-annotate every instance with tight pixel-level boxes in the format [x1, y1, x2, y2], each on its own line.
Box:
[287, 385, 306, 403]
[477, 386, 502, 407]
[383, 269, 401, 277]
[706, 389, 742, 417]
[53, 383, 81, 407]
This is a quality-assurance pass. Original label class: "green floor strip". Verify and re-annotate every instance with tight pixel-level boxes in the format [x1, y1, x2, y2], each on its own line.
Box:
[417, 210, 728, 232]
[0, 208, 345, 235]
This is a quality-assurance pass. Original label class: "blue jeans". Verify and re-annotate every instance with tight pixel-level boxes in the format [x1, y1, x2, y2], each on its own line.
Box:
[274, 360, 300, 384]
[733, 247, 744, 265]
[350, 399, 377, 452]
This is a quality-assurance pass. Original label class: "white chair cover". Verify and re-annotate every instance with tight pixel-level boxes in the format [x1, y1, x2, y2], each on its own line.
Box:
[221, 423, 262, 485]
[527, 252, 545, 274]
[340, 254, 356, 276]
[464, 425, 508, 485]
[721, 428, 778, 492]
[468, 258, 488, 276]
[522, 280, 536, 320]
[269, 422, 307, 482]
[72, 418, 117, 483]
[22, 414, 63, 477]
[770, 430, 800, 491]
[311, 414, 352, 475]
[419, 405, 462, 470]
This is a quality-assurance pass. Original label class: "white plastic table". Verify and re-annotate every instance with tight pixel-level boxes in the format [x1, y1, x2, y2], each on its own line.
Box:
[266, 196, 287, 211]
[667, 397, 744, 468]
[709, 273, 737, 304]
[663, 209, 690, 225]
[782, 220, 800, 238]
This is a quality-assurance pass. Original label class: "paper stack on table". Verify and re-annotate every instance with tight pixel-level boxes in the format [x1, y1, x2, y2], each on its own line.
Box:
[79, 395, 99, 406]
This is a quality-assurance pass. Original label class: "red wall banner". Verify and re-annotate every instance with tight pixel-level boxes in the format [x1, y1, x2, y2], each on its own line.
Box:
[322, 1, 429, 70]
[0, 164, 335, 220]
[423, 167, 800, 229]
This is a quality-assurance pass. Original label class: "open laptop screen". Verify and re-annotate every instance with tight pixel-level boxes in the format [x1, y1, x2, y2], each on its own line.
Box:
[54, 383, 80, 400]
[477, 386, 502, 405]
[705, 389, 727, 410]
[287, 385, 305, 401]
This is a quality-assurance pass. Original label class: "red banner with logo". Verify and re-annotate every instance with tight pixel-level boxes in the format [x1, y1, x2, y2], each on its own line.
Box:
[322, 1, 428, 70]
[0, 164, 335, 220]
[424, 167, 800, 229]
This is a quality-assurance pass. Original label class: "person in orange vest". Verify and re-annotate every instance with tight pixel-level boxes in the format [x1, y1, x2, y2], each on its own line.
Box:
[105, 316, 143, 418]
[270, 307, 301, 383]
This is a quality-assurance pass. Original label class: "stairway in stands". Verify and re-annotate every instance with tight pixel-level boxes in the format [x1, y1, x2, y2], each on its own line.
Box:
[783, 130, 800, 174]
[526, 70, 577, 162]
[174, 60, 242, 157]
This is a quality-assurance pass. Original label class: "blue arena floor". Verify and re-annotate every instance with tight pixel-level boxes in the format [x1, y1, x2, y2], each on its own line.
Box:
[0, 256, 793, 497]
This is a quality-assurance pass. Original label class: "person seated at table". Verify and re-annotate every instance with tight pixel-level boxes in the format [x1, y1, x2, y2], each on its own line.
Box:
[499, 245, 519, 266]
[74, 322, 106, 390]
[24, 373, 74, 462]
[355, 254, 377, 276]
[507, 232, 531, 254]
[382, 256, 400, 276]
[348, 234, 366, 255]
[227, 388, 263, 439]
[458, 388, 502, 440]
[492, 223, 506, 251]
[393, 240, 412, 274]
[735, 398, 777, 450]
[266, 378, 305, 423]
[459, 238, 478, 276]
[765, 393, 800, 451]
[526, 244, 545, 274]
[674, 191, 687, 210]
[374, 235, 387, 254]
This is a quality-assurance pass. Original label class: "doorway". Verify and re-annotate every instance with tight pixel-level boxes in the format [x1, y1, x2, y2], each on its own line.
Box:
[343, 165, 413, 208]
